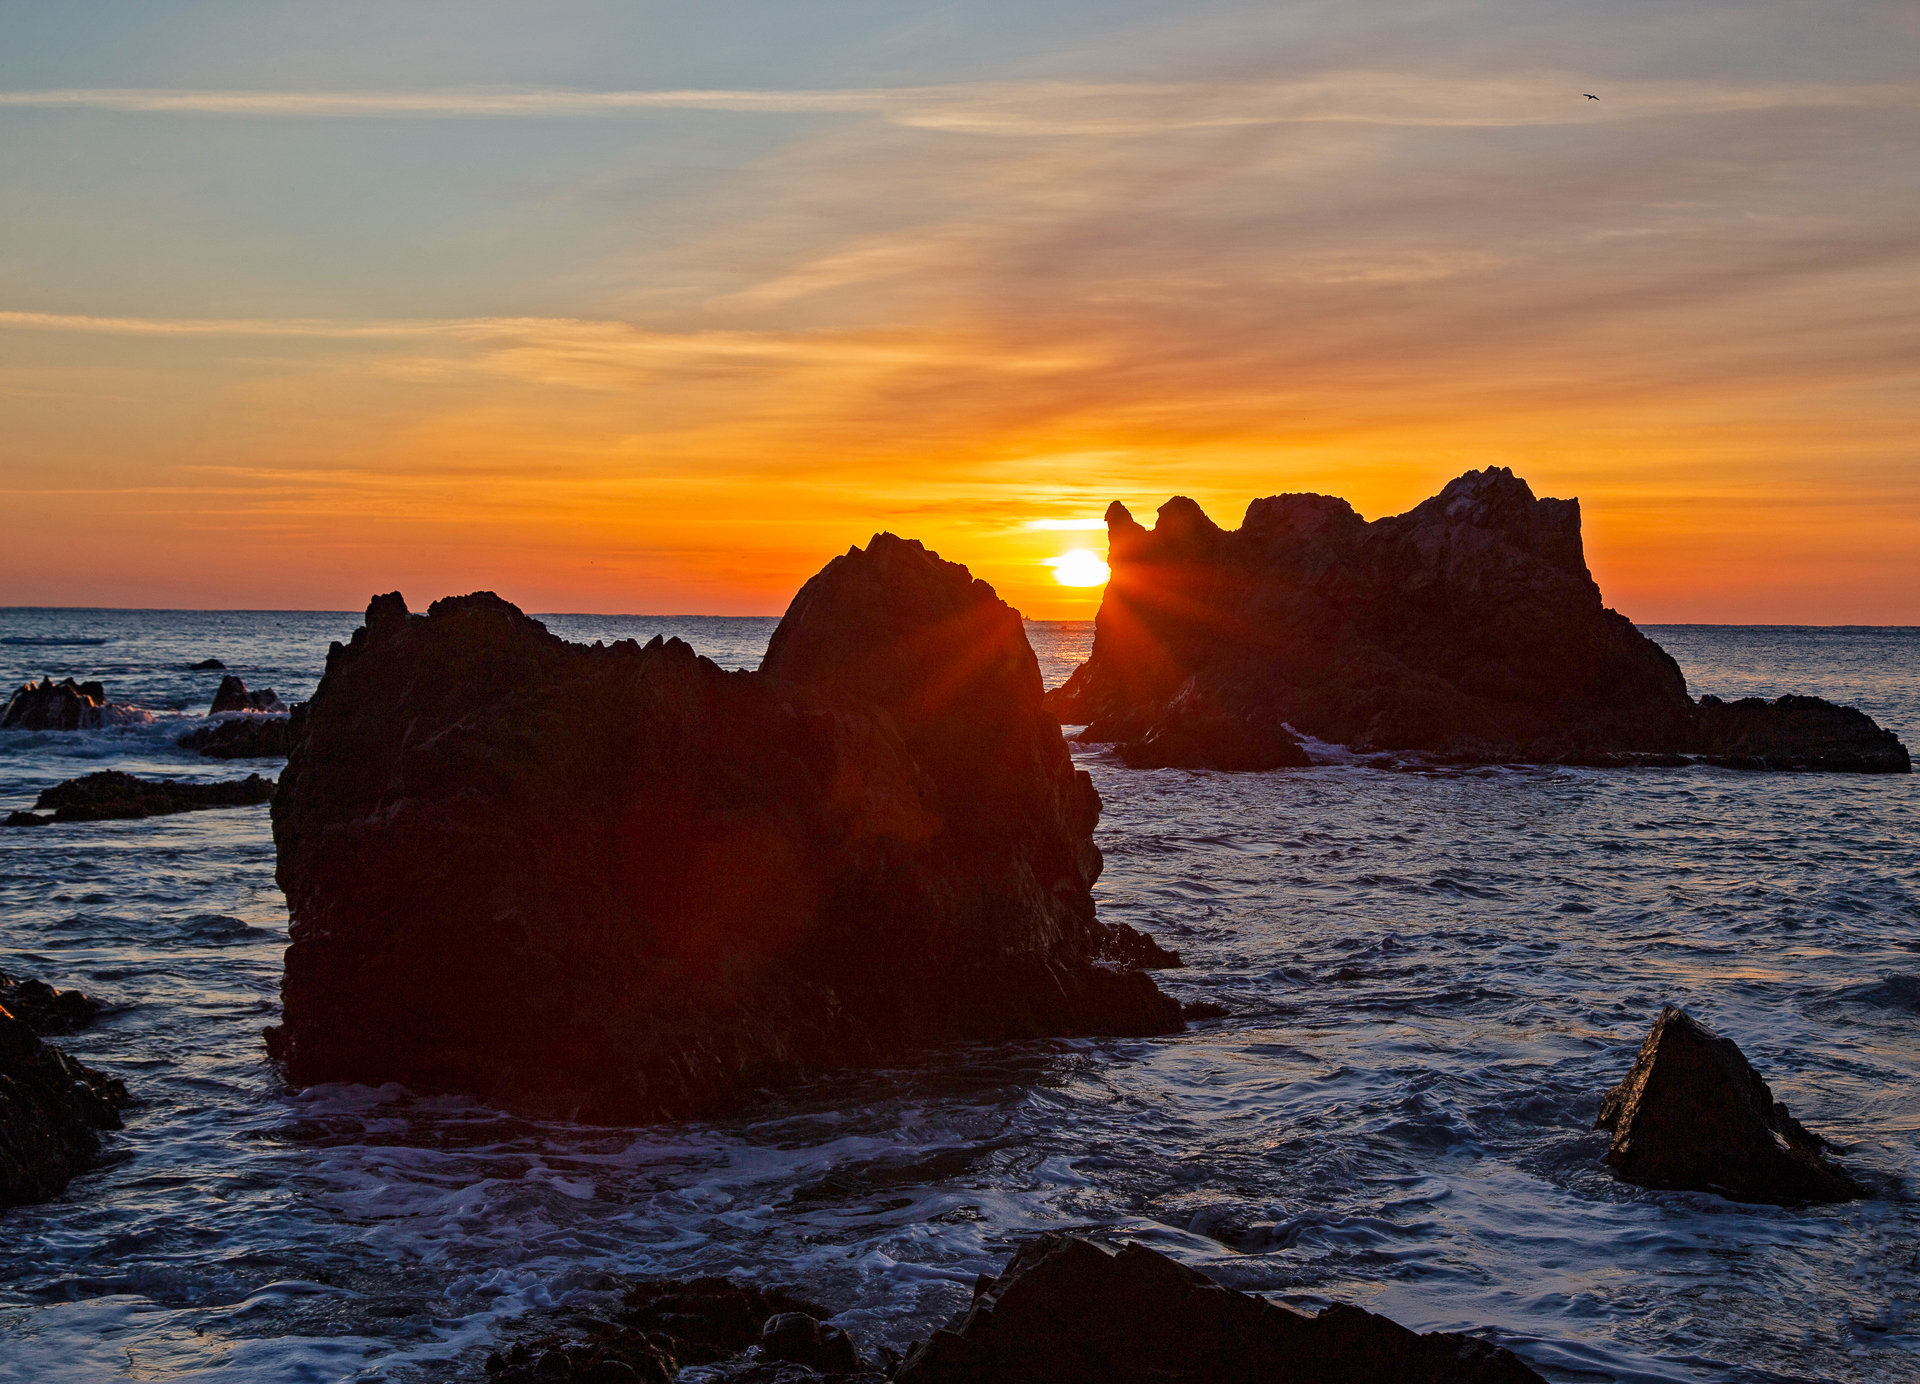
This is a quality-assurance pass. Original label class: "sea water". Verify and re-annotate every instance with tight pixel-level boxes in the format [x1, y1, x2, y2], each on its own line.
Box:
[0, 611, 1915, 1384]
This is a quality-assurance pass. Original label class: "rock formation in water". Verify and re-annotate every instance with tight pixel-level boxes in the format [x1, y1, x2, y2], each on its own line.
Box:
[270, 538, 1182, 1121]
[209, 675, 285, 715]
[1, 677, 148, 731]
[1595, 1006, 1865, 1205]
[178, 713, 295, 759]
[1047, 468, 1910, 772]
[4, 769, 275, 826]
[896, 1234, 1544, 1383]
[189, 658, 226, 670]
[0, 973, 127, 1208]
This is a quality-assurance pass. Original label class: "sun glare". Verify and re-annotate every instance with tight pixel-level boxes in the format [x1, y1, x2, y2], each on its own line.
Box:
[1048, 549, 1110, 587]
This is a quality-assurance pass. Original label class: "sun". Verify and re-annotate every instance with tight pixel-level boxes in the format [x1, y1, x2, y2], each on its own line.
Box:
[1047, 549, 1110, 587]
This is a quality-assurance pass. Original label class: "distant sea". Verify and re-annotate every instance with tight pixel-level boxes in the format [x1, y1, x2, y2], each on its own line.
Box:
[1, 611, 1915, 1383]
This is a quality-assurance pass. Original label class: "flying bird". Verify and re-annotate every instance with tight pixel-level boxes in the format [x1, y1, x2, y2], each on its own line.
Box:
[1585, 93, 1599, 99]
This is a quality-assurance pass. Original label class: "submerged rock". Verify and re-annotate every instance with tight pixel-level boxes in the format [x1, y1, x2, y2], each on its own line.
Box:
[209, 675, 285, 715]
[0, 996, 127, 1208]
[1049, 469, 1908, 772]
[272, 540, 1181, 1121]
[895, 1234, 1545, 1383]
[1, 677, 148, 731]
[4, 769, 274, 826]
[189, 658, 226, 671]
[178, 713, 294, 759]
[1595, 1006, 1866, 1205]
[0, 970, 102, 1036]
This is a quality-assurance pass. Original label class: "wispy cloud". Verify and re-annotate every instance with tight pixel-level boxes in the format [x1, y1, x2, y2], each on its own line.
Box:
[0, 76, 1910, 133]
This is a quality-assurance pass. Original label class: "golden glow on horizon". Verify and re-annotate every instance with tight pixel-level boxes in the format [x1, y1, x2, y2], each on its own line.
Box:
[1048, 549, 1111, 587]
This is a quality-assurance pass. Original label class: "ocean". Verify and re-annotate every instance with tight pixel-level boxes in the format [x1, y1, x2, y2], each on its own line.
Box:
[0, 610, 1915, 1384]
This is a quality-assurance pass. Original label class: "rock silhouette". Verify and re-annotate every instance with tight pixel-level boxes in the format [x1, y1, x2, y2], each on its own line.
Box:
[1048, 468, 1909, 772]
[209, 675, 285, 715]
[177, 713, 294, 759]
[1595, 1006, 1866, 1205]
[188, 658, 226, 671]
[2, 677, 114, 731]
[0, 975, 127, 1208]
[271, 539, 1181, 1121]
[5, 770, 275, 826]
[895, 1234, 1545, 1383]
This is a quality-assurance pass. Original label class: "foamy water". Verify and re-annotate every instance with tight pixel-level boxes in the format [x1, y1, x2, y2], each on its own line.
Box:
[0, 610, 1915, 1383]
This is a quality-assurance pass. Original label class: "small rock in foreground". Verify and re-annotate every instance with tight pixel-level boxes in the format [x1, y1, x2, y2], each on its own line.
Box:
[0, 999, 128, 1207]
[1595, 1005, 1866, 1205]
[896, 1234, 1545, 1383]
[0, 970, 102, 1035]
[5, 769, 275, 826]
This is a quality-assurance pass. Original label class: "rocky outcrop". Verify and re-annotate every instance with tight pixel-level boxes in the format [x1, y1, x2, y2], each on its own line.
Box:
[895, 1234, 1544, 1383]
[178, 713, 295, 759]
[5, 770, 275, 826]
[1048, 468, 1909, 771]
[1595, 1006, 1865, 1205]
[209, 675, 284, 715]
[0, 981, 127, 1208]
[271, 539, 1181, 1121]
[1, 677, 149, 731]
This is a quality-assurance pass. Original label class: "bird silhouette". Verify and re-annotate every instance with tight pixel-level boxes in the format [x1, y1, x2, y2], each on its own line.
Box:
[1585, 93, 1599, 100]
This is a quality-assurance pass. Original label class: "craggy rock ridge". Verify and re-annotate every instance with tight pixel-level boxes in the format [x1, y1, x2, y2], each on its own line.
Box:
[209, 674, 285, 715]
[1, 677, 150, 732]
[1047, 468, 1910, 771]
[0, 972, 127, 1208]
[1596, 1006, 1865, 1205]
[271, 537, 1181, 1121]
[895, 1235, 1546, 1384]
[5, 769, 275, 827]
[178, 713, 295, 759]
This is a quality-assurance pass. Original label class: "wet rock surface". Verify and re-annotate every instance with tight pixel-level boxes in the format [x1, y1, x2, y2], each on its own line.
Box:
[1596, 1006, 1866, 1205]
[272, 537, 1180, 1121]
[894, 1234, 1546, 1384]
[178, 713, 295, 759]
[209, 674, 285, 714]
[1048, 468, 1908, 771]
[5, 769, 275, 826]
[0, 976, 127, 1208]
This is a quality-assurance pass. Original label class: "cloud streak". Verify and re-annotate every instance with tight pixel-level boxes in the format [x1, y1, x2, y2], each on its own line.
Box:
[0, 76, 1911, 134]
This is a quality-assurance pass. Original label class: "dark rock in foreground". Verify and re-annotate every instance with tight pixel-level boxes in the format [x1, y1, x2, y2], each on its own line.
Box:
[1, 677, 147, 732]
[0, 970, 102, 1036]
[178, 713, 294, 759]
[189, 658, 226, 670]
[210, 675, 284, 715]
[5, 770, 275, 827]
[1047, 468, 1909, 772]
[485, 1277, 880, 1383]
[0, 990, 127, 1208]
[1596, 1006, 1866, 1205]
[896, 1234, 1545, 1384]
[272, 537, 1181, 1121]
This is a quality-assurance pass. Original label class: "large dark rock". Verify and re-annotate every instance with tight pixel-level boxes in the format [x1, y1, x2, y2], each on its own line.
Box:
[178, 713, 295, 759]
[3, 677, 117, 731]
[1047, 469, 1909, 771]
[1595, 1006, 1865, 1205]
[210, 675, 285, 715]
[895, 1234, 1545, 1384]
[271, 542, 1180, 1121]
[0, 999, 127, 1207]
[1694, 694, 1909, 773]
[5, 769, 274, 826]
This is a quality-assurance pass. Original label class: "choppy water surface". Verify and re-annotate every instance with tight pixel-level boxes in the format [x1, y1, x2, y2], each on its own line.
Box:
[1, 611, 1915, 1384]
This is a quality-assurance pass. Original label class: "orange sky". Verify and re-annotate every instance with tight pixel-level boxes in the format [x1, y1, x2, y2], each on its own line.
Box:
[1, 4, 1915, 622]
